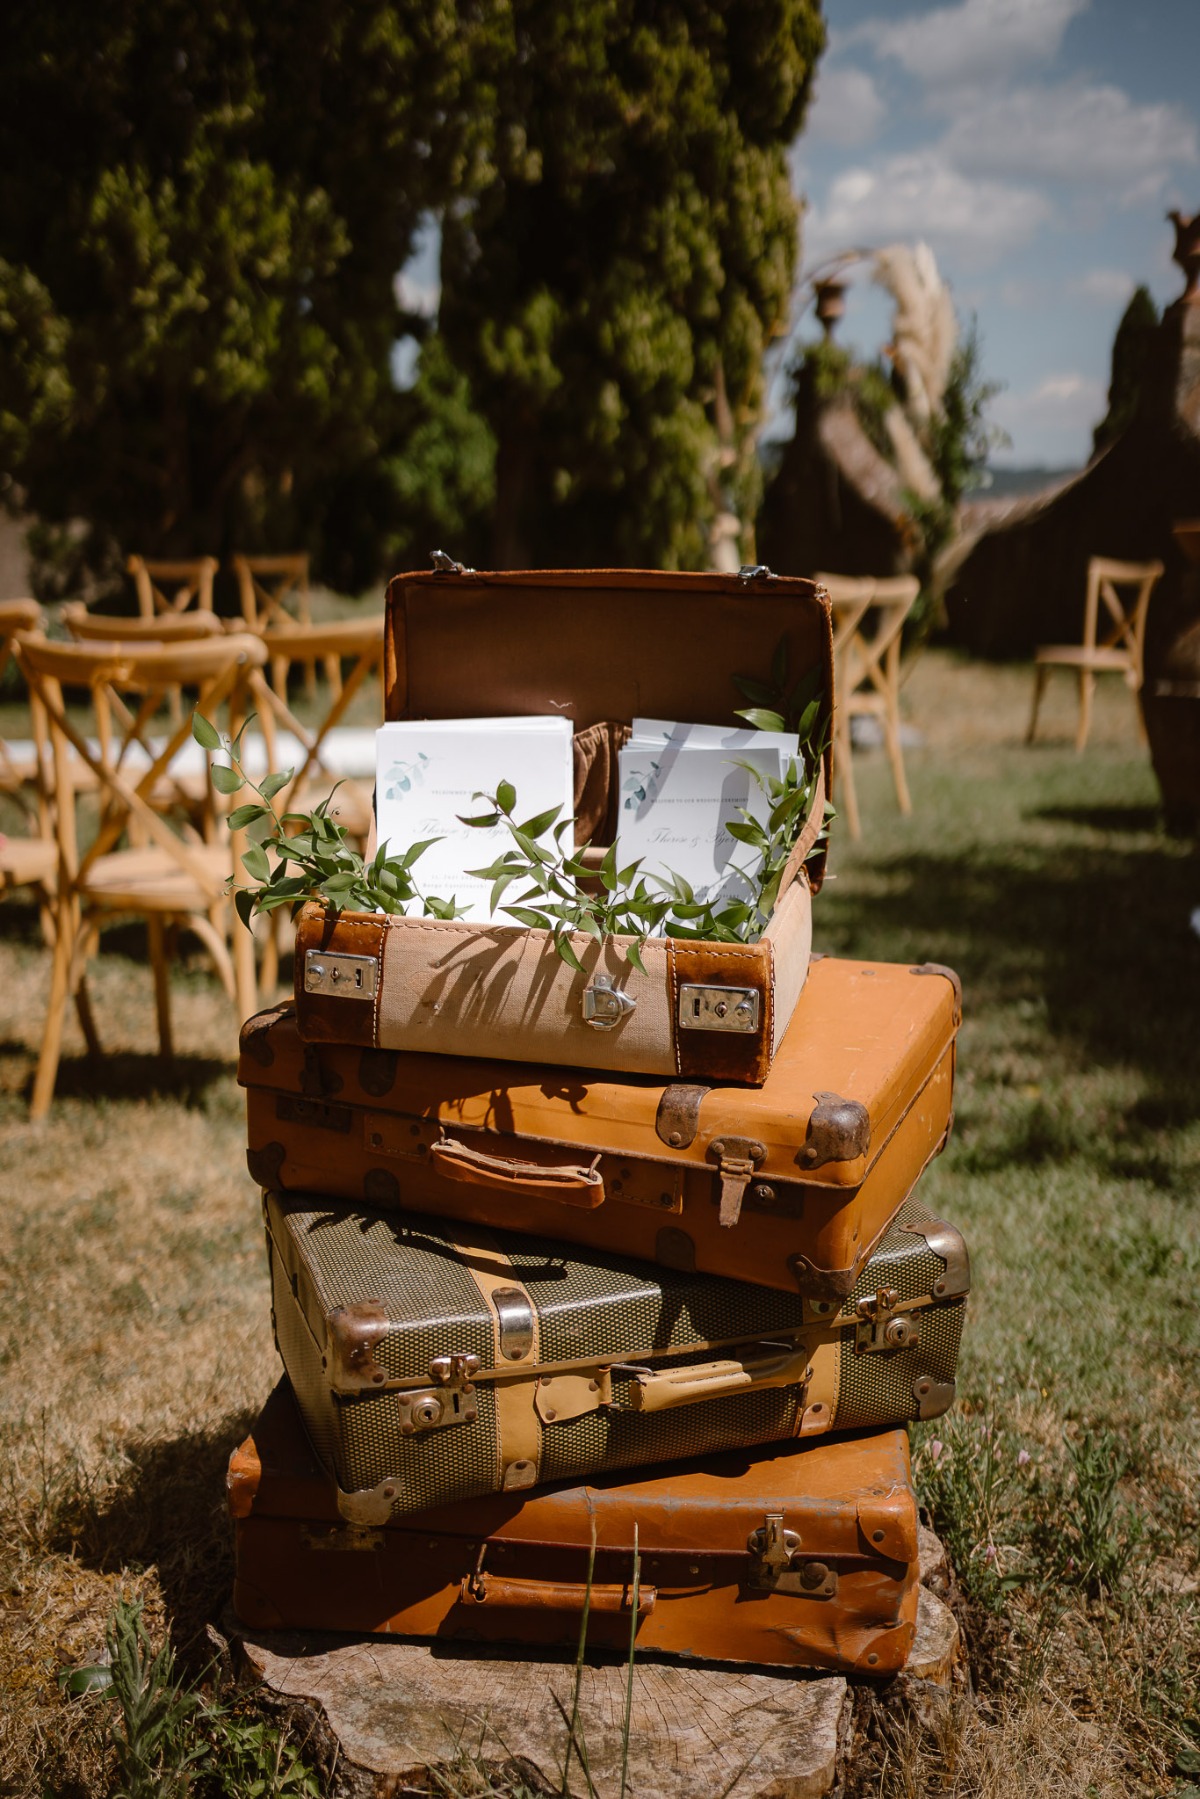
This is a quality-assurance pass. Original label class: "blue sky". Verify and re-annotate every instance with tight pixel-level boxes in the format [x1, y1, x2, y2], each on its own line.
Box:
[785, 0, 1200, 467]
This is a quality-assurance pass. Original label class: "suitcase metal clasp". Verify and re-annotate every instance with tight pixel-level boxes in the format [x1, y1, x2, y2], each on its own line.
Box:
[854, 1288, 920, 1355]
[745, 1514, 839, 1598]
[303, 949, 379, 1000]
[395, 1352, 481, 1436]
[582, 974, 637, 1029]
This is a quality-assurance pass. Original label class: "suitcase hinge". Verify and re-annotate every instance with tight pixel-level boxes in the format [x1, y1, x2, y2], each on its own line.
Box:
[708, 1136, 766, 1228]
[430, 549, 475, 574]
[854, 1287, 920, 1355]
[746, 1514, 838, 1598]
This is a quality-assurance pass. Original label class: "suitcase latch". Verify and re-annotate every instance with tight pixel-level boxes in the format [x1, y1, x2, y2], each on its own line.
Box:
[395, 1352, 481, 1436]
[854, 1288, 920, 1354]
[678, 984, 760, 1033]
[582, 974, 637, 1029]
[746, 1514, 838, 1598]
[303, 950, 378, 1000]
[707, 1136, 766, 1228]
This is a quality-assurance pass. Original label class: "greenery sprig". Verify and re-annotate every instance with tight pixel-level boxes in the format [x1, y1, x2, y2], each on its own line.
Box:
[195, 671, 830, 965]
[191, 712, 467, 927]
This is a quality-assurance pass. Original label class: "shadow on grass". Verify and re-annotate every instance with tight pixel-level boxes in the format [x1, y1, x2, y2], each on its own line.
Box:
[52, 1410, 259, 1667]
[1032, 803, 1163, 835]
[821, 839, 1200, 1118]
[21, 1047, 231, 1107]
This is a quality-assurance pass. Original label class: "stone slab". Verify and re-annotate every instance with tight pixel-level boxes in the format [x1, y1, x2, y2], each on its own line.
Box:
[233, 1623, 851, 1799]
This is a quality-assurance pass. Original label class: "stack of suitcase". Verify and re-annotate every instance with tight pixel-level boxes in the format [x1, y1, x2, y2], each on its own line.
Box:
[228, 567, 968, 1682]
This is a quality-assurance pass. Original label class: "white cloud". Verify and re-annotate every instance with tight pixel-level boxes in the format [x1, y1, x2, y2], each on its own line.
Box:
[805, 65, 886, 149]
[806, 151, 1052, 267]
[1074, 268, 1137, 304]
[944, 83, 1198, 190]
[858, 0, 1088, 89]
[991, 371, 1106, 434]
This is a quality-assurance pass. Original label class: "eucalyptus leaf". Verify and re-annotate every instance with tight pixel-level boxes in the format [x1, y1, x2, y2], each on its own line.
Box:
[259, 769, 293, 800]
[228, 802, 268, 829]
[211, 764, 244, 795]
[734, 706, 787, 733]
[190, 711, 221, 750]
[242, 843, 270, 882]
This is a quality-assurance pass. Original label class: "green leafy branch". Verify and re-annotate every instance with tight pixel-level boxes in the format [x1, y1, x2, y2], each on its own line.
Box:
[191, 711, 467, 926]
[459, 782, 764, 973]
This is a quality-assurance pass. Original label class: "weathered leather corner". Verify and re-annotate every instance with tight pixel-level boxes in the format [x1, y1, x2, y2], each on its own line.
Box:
[670, 941, 772, 1085]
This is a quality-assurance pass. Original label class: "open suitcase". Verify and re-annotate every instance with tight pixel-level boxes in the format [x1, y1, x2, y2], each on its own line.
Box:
[242, 956, 959, 1300]
[264, 1187, 968, 1522]
[293, 565, 834, 1087]
[229, 1378, 921, 1676]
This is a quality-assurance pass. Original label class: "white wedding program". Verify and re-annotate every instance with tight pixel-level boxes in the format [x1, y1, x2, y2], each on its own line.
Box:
[375, 716, 574, 922]
[616, 718, 800, 909]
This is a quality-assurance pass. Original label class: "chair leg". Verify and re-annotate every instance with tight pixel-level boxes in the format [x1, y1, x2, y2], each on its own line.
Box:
[29, 904, 77, 1121]
[74, 976, 101, 1058]
[883, 704, 912, 815]
[836, 717, 861, 841]
[147, 916, 174, 1060]
[1075, 669, 1095, 753]
[259, 912, 280, 996]
[1027, 665, 1049, 744]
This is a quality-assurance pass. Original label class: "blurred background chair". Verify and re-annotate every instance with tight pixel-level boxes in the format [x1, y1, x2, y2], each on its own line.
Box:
[0, 600, 58, 925]
[64, 600, 226, 727]
[1027, 556, 1164, 752]
[231, 553, 325, 696]
[243, 614, 384, 990]
[127, 554, 218, 620]
[824, 573, 920, 840]
[15, 631, 269, 1118]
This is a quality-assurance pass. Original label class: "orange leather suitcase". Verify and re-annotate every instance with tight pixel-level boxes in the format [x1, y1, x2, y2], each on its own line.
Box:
[240, 956, 959, 1300]
[291, 564, 835, 1087]
[229, 1378, 920, 1676]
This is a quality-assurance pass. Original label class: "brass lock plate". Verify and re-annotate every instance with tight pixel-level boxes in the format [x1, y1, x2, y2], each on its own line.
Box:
[304, 950, 379, 1000]
[395, 1382, 477, 1436]
[677, 984, 760, 1033]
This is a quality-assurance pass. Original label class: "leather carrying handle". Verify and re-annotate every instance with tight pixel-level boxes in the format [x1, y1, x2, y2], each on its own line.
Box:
[431, 1134, 606, 1210]
[459, 1575, 655, 1614]
[627, 1344, 811, 1414]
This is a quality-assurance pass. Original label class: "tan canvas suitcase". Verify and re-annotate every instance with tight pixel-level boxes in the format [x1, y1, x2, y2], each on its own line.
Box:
[242, 956, 959, 1300]
[263, 1187, 968, 1521]
[292, 564, 834, 1086]
[229, 1377, 921, 1675]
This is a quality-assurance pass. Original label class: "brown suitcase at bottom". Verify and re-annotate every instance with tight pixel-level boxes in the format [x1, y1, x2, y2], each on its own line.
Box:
[229, 1379, 919, 1676]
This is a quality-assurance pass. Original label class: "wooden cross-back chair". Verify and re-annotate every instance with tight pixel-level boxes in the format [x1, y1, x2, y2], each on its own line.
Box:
[0, 598, 43, 798]
[244, 614, 384, 991]
[14, 631, 269, 1118]
[127, 555, 218, 620]
[824, 574, 919, 841]
[231, 553, 325, 696]
[1027, 556, 1164, 752]
[63, 600, 226, 728]
[0, 600, 59, 924]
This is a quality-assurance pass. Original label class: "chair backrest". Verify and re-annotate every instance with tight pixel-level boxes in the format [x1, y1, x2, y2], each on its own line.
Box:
[842, 576, 920, 705]
[231, 553, 311, 631]
[244, 614, 384, 812]
[1083, 557, 1164, 673]
[815, 575, 876, 662]
[0, 599, 44, 795]
[63, 602, 225, 644]
[14, 633, 269, 899]
[127, 555, 218, 619]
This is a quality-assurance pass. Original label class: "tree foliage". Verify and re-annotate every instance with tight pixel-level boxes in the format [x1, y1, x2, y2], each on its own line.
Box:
[0, 2, 823, 590]
[1092, 284, 1160, 458]
[0, 0, 494, 592]
[438, 0, 825, 569]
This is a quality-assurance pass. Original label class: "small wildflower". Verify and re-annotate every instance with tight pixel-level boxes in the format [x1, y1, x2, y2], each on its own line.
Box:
[928, 1439, 944, 1463]
[1017, 1448, 1031, 1467]
[984, 1544, 997, 1564]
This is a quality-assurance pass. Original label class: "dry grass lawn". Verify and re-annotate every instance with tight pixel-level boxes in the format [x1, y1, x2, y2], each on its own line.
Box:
[0, 647, 1197, 1796]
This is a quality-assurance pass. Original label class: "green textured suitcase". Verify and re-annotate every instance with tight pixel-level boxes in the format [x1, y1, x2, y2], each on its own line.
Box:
[264, 1188, 969, 1522]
